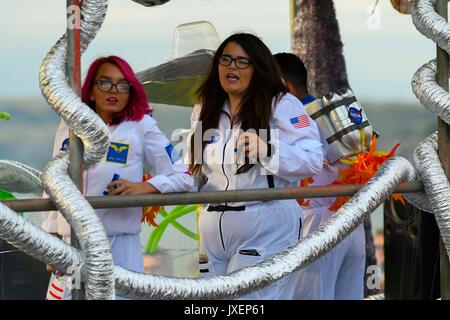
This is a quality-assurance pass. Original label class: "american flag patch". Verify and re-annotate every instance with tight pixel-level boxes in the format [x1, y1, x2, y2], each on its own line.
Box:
[290, 115, 310, 129]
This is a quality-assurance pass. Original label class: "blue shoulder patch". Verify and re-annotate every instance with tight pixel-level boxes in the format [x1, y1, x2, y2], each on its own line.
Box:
[165, 144, 180, 164]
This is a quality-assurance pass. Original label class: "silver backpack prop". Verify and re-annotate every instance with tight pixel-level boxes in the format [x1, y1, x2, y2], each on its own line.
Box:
[305, 88, 373, 164]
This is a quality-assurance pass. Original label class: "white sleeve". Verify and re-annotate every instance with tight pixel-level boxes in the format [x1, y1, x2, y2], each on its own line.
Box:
[41, 120, 71, 238]
[260, 94, 323, 182]
[141, 116, 195, 193]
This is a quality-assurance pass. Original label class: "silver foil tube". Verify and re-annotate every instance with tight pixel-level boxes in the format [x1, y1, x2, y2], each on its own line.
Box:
[38, 0, 111, 165]
[413, 133, 450, 260]
[38, 0, 114, 299]
[113, 156, 415, 299]
[412, 59, 450, 125]
[411, 0, 450, 260]
[0, 203, 83, 274]
[42, 153, 115, 300]
[412, 0, 450, 54]
[411, 0, 450, 125]
[0, 156, 415, 299]
[35, 0, 174, 300]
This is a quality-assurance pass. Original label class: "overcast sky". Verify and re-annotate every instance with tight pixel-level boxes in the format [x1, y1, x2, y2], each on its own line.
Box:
[0, 0, 436, 102]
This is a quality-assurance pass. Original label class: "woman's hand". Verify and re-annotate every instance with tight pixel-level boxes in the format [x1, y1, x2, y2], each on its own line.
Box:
[235, 132, 268, 163]
[106, 179, 161, 196]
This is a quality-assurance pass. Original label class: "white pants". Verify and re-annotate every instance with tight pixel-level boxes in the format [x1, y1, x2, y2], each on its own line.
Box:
[295, 207, 366, 300]
[108, 234, 144, 273]
[198, 200, 303, 300]
[109, 234, 143, 300]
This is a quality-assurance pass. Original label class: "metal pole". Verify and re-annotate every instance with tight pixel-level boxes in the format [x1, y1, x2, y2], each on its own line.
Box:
[2, 182, 424, 212]
[436, 0, 450, 301]
[67, 0, 84, 300]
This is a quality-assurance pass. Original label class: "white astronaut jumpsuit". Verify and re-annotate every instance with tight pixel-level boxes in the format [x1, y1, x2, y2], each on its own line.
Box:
[42, 115, 194, 277]
[295, 96, 366, 300]
[188, 93, 323, 300]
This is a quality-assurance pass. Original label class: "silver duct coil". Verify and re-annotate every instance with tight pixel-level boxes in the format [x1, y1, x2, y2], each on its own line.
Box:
[0, 155, 418, 299]
[410, 0, 450, 262]
[38, 0, 114, 300]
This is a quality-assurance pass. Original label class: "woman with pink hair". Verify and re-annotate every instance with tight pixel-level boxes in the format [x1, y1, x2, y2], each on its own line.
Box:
[42, 56, 194, 297]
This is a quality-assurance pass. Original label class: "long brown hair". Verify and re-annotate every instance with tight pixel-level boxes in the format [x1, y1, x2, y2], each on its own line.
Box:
[189, 33, 287, 174]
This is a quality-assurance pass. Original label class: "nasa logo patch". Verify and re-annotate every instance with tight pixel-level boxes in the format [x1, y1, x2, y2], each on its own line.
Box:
[348, 107, 363, 125]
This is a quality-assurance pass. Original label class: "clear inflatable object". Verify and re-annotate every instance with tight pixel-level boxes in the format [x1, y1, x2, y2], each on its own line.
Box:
[170, 21, 221, 60]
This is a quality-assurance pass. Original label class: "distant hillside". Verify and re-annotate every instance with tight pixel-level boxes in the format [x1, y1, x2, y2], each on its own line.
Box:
[362, 101, 436, 161]
[0, 98, 437, 171]
[0, 98, 60, 170]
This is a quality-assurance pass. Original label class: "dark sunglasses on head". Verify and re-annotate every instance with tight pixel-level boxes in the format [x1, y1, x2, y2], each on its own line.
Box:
[218, 55, 252, 69]
[95, 79, 132, 94]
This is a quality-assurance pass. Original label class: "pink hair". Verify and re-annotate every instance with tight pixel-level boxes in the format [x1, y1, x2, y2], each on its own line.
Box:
[81, 55, 152, 124]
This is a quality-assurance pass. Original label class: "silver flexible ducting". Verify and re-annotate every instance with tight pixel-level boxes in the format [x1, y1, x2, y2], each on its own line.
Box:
[42, 153, 115, 299]
[0, 156, 416, 299]
[113, 156, 415, 299]
[36, 0, 173, 300]
[411, 0, 450, 262]
[403, 0, 450, 213]
[411, 0, 450, 126]
[38, 0, 114, 300]
[412, 59, 450, 126]
[412, 0, 450, 54]
[0, 203, 83, 274]
[39, 0, 110, 165]
[413, 133, 450, 258]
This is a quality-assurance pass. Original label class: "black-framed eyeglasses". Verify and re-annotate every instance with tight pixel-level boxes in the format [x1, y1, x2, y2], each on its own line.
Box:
[218, 55, 252, 69]
[95, 79, 132, 94]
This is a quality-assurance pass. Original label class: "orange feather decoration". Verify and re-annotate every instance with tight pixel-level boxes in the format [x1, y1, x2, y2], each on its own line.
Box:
[328, 135, 405, 211]
[141, 172, 161, 227]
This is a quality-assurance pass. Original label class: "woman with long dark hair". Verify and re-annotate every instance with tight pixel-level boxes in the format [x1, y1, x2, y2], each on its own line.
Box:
[187, 33, 323, 299]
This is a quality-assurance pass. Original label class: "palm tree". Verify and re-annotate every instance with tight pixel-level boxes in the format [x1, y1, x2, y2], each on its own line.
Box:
[292, 0, 349, 97]
[292, 0, 378, 297]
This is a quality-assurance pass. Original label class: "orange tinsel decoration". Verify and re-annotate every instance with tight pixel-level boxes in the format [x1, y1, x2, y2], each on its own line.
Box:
[328, 135, 404, 211]
[141, 172, 161, 227]
[297, 177, 315, 206]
